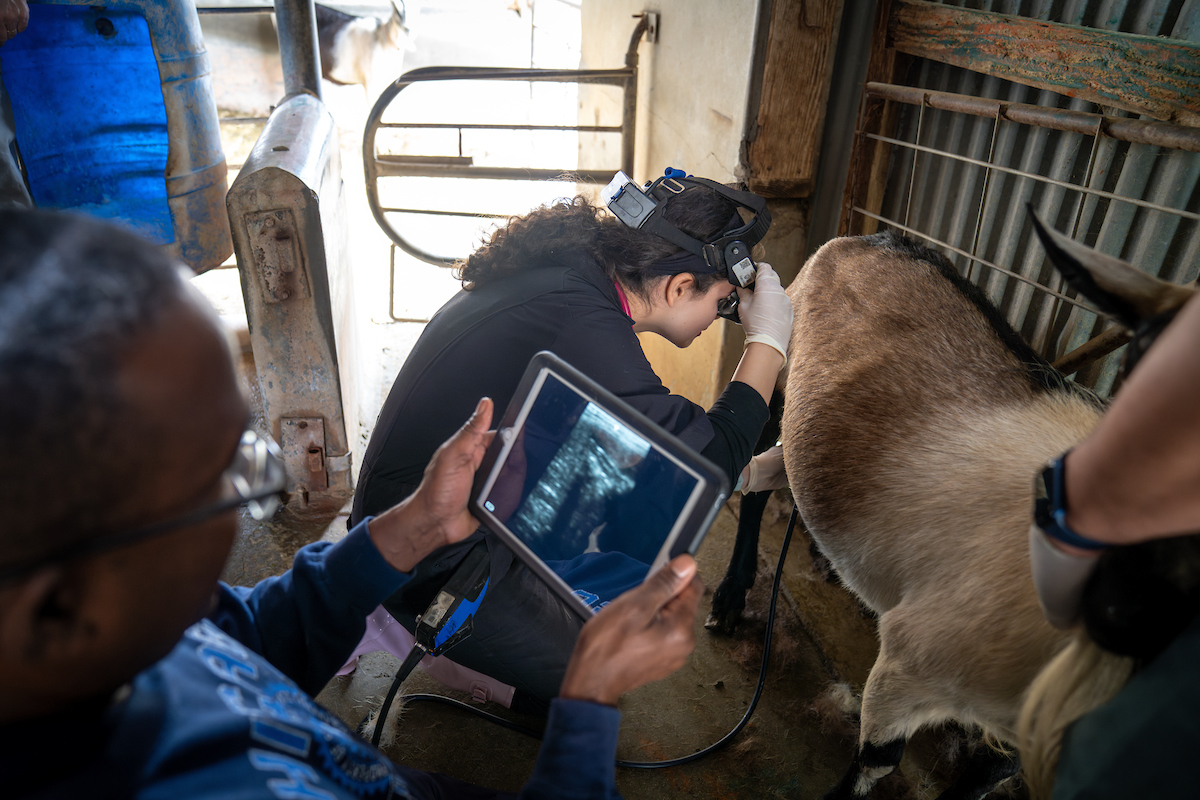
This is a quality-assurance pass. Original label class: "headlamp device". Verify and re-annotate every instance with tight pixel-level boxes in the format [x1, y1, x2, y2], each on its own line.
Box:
[602, 167, 771, 291]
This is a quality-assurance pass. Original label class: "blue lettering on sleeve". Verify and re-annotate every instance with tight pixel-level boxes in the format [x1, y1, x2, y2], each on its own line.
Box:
[201, 645, 260, 685]
[248, 749, 336, 800]
[251, 718, 313, 758]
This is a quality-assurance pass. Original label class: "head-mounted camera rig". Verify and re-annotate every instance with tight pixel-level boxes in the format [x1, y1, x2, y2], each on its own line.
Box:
[602, 167, 771, 291]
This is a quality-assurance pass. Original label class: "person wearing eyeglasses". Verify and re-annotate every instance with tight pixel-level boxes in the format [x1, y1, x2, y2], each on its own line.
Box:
[0, 209, 703, 799]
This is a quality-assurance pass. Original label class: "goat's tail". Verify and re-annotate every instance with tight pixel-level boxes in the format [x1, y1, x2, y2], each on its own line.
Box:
[1017, 631, 1133, 799]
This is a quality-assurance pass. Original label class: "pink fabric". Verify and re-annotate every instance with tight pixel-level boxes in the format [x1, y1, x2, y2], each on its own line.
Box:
[338, 605, 516, 708]
[613, 281, 631, 317]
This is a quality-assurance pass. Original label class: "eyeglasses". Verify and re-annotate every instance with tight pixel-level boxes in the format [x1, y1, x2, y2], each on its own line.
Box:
[0, 429, 287, 583]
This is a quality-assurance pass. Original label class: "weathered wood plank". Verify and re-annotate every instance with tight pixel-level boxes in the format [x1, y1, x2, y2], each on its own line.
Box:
[890, 0, 1200, 126]
[745, 0, 843, 198]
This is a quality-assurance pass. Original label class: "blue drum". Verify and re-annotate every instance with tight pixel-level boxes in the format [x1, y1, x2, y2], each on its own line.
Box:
[1, 1, 232, 271]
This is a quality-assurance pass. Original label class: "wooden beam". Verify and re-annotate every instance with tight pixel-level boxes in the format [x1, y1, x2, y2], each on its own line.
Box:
[890, 0, 1200, 126]
[745, 0, 843, 198]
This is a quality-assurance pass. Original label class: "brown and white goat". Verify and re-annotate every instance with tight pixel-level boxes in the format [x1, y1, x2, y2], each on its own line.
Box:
[315, 1, 408, 90]
[776, 225, 1194, 799]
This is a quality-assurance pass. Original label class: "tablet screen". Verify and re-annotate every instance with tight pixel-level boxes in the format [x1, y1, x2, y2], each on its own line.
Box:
[476, 366, 706, 583]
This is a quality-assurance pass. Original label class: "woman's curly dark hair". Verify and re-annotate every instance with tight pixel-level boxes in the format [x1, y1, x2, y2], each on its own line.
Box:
[455, 185, 739, 300]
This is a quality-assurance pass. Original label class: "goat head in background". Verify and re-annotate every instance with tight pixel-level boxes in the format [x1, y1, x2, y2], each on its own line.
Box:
[315, 1, 409, 91]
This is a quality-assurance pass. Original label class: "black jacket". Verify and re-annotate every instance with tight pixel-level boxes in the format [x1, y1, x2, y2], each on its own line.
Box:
[352, 251, 768, 523]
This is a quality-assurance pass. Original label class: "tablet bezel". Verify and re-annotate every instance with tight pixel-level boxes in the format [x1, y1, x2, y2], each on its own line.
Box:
[469, 351, 729, 621]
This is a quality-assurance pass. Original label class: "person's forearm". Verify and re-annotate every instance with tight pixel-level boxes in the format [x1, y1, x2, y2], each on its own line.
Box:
[1065, 293, 1200, 544]
[731, 342, 784, 405]
[214, 521, 407, 695]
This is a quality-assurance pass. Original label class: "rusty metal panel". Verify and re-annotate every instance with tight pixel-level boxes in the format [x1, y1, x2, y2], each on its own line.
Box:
[227, 93, 357, 504]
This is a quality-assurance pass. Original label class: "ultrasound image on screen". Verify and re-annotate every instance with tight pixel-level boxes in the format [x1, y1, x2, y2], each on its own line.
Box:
[480, 371, 701, 570]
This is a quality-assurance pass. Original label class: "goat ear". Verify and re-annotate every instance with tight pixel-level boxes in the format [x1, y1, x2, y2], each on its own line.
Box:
[1027, 206, 1194, 327]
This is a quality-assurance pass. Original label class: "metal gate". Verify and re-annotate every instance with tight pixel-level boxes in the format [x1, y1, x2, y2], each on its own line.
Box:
[361, 16, 653, 320]
[841, 0, 1199, 396]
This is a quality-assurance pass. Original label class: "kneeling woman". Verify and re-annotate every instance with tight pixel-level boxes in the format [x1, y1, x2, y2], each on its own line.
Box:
[348, 176, 792, 705]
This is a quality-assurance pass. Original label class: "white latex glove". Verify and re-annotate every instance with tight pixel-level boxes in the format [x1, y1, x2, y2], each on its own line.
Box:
[739, 445, 788, 494]
[736, 261, 792, 361]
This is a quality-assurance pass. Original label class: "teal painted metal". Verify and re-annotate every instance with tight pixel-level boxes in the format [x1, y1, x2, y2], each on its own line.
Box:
[2, 0, 232, 272]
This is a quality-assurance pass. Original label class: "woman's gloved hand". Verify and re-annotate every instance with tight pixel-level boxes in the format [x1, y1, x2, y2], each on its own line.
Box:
[739, 444, 789, 494]
[736, 261, 793, 361]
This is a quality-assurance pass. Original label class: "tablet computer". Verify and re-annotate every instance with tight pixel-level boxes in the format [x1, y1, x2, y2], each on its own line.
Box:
[470, 351, 729, 621]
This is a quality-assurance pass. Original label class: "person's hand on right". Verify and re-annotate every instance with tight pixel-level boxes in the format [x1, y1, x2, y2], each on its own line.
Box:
[0, 0, 28, 46]
[737, 261, 793, 362]
[558, 555, 703, 707]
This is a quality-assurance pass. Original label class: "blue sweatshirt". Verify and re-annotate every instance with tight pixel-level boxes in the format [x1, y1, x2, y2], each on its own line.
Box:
[2, 521, 622, 799]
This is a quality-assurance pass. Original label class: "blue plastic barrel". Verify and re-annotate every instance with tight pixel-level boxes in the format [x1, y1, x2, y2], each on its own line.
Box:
[1, 1, 232, 272]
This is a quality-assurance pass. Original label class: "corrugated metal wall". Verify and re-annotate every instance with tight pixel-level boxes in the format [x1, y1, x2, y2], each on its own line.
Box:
[871, 0, 1199, 396]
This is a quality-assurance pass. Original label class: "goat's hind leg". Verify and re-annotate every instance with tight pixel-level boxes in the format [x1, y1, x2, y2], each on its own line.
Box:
[822, 734, 907, 800]
[824, 608, 951, 799]
[822, 658, 914, 799]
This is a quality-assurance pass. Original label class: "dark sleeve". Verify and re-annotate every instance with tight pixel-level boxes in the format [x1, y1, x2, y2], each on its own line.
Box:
[518, 699, 623, 800]
[701, 380, 770, 488]
[207, 519, 408, 696]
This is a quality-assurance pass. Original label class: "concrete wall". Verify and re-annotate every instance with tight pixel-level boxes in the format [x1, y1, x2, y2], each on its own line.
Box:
[580, 0, 762, 408]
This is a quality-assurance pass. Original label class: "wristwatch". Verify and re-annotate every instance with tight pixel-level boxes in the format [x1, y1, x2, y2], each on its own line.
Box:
[1029, 453, 1105, 630]
[1034, 454, 1109, 551]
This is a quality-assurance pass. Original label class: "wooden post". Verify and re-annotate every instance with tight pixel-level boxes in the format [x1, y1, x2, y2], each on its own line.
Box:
[744, 0, 844, 198]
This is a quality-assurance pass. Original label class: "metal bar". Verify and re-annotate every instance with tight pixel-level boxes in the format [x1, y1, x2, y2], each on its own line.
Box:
[388, 245, 437, 323]
[966, 103, 1000, 284]
[196, 6, 273, 13]
[220, 116, 271, 125]
[379, 207, 509, 219]
[865, 82, 1200, 153]
[377, 155, 474, 167]
[903, 97, 926, 228]
[388, 65, 633, 84]
[620, 16, 650, 176]
[373, 163, 613, 182]
[274, 0, 321, 100]
[376, 123, 624, 133]
[865, 132, 1200, 223]
[851, 207, 1100, 311]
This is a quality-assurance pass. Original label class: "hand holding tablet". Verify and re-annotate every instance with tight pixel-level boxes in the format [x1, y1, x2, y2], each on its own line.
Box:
[470, 352, 730, 621]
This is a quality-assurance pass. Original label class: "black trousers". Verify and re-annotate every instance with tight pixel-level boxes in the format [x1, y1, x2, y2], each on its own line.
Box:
[381, 530, 585, 706]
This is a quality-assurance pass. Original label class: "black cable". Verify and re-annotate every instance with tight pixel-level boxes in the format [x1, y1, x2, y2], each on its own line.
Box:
[618, 503, 798, 768]
[372, 644, 427, 747]
[383, 505, 801, 769]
